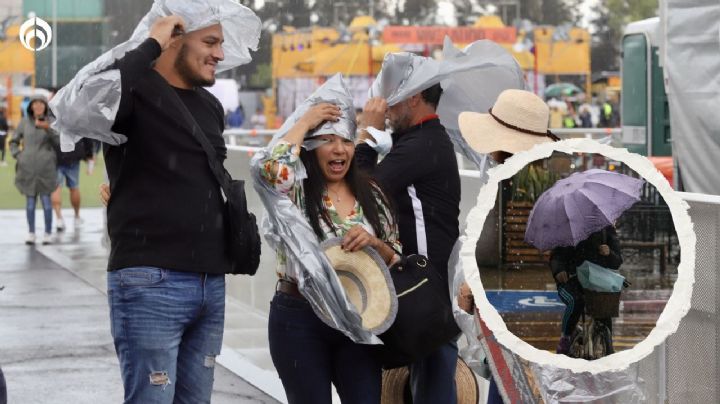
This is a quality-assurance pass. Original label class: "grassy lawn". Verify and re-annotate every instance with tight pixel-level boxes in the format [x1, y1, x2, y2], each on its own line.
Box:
[0, 153, 106, 210]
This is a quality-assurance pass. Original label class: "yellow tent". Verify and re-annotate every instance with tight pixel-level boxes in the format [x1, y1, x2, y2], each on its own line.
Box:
[294, 36, 401, 76]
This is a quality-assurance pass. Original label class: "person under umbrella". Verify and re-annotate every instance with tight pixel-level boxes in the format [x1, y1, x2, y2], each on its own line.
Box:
[524, 169, 645, 354]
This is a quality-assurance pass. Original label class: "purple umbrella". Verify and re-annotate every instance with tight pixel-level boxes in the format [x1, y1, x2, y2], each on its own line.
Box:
[524, 169, 645, 251]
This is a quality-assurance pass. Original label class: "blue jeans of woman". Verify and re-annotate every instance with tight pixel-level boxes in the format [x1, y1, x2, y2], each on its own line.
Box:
[26, 194, 52, 234]
[107, 267, 225, 404]
[268, 291, 382, 404]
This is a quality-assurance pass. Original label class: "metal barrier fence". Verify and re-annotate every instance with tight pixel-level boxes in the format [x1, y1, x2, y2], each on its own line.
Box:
[222, 127, 622, 147]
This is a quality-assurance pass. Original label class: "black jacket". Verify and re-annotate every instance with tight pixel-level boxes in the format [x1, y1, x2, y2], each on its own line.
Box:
[105, 38, 231, 274]
[550, 226, 623, 277]
[57, 138, 94, 166]
[356, 118, 461, 281]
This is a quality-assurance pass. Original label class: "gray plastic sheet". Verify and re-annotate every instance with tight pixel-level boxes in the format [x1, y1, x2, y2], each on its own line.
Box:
[275, 74, 357, 151]
[49, 0, 261, 151]
[369, 37, 521, 108]
[250, 74, 380, 344]
[531, 362, 646, 403]
[663, 0, 720, 194]
[438, 37, 528, 173]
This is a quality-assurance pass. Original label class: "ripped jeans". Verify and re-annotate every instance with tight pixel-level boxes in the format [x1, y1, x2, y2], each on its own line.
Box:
[108, 267, 225, 404]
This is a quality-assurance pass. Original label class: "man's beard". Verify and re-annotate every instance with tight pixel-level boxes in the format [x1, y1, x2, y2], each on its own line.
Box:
[389, 103, 413, 133]
[174, 44, 215, 87]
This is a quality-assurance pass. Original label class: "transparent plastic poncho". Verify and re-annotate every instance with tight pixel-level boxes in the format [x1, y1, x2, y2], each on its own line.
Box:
[49, 0, 261, 151]
[250, 74, 380, 344]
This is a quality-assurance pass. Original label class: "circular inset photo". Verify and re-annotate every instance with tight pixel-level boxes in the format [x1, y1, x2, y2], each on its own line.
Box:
[462, 139, 695, 373]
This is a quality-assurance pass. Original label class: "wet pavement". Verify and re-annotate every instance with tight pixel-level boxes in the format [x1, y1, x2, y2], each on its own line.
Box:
[478, 264, 673, 353]
[0, 208, 280, 404]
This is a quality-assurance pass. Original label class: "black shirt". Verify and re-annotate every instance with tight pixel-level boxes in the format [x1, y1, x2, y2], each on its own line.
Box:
[104, 38, 231, 274]
[356, 118, 461, 281]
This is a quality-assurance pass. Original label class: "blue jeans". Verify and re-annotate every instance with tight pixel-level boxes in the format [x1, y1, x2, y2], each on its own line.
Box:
[108, 267, 225, 404]
[26, 195, 52, 234]
[409, 340, 459, 404]
[268, 291, 381, 404]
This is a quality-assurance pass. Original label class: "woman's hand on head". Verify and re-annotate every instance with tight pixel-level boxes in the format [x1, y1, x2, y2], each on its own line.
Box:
[341, 225, 378, 253]
[299, 103, 341, 131]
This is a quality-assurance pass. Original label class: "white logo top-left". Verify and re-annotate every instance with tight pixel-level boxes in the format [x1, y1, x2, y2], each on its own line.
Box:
[20, 16, 53, 51]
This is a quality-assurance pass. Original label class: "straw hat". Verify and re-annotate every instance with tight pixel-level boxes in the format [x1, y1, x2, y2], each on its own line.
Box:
[459, 89, 557, 154]
[321, 237, 398, 334]
[381, 357, 479, 404]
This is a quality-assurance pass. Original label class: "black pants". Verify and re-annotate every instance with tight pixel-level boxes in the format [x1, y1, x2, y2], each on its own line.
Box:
[557, 277, 612, 335]
[268, 291, 381, 404]
[0, 366, 6, 404]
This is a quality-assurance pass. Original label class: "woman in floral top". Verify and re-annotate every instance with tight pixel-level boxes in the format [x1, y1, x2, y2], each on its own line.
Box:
[259, 102, 401, 404]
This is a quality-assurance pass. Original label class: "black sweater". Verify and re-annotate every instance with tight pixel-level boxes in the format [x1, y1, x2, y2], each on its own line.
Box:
[105, 38, 231, 274]
[550, 226, 623, 277]
[356, 118, 461, 281]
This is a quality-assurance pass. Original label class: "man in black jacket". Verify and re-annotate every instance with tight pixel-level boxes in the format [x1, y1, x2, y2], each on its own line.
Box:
[51, 137, 94, 231]
[356, 84, 461, 404]
[102, 16, 232, 403]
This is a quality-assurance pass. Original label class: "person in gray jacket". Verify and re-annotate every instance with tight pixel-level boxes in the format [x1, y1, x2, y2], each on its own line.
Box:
[10, 97, 59, 245]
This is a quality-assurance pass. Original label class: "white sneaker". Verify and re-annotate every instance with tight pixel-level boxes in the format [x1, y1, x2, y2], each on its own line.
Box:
[25, 233, 36, 245]
[42, 233, 53, 245]
[56, 218, 66, 232]
[74, 217, 84, 228]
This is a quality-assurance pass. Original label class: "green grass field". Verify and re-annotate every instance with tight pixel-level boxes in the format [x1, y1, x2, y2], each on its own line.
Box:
[0, 153, 106, 210]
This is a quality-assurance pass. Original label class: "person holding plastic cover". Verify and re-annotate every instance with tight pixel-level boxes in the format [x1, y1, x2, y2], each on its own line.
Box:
[356, 63, 462, 404]
[255, 76, 401, 404]
[551, 226, 623, 355]
[50, 1, 262, 402]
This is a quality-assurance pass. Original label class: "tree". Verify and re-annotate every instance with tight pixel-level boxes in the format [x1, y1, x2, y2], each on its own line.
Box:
[590, 0, 658, 72]
[394, 0, 437, 25]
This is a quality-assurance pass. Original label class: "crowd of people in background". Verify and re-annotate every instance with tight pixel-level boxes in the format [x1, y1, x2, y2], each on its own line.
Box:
[548, 96, 620, 129]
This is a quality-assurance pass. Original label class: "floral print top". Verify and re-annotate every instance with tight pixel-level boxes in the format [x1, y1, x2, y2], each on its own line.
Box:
[259, 141, 401, 279]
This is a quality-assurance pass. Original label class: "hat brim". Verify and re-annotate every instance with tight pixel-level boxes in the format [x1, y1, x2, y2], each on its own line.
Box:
[459, 111, 553, 155]
[381, 357, 479, 404]
[322, 238, 398, 334]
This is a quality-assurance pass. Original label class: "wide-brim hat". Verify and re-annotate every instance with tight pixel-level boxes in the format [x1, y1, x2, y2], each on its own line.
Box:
[381, 357, 479, 404]
[459, 89, 557, 155]
[321, 237, 398, 334]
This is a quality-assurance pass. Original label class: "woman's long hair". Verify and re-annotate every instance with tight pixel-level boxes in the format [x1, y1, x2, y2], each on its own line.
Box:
[300, 147, 395, 242]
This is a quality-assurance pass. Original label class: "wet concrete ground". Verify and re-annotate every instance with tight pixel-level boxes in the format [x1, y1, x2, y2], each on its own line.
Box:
[479, 265, 673, 353]
[0, 208, 279, 404]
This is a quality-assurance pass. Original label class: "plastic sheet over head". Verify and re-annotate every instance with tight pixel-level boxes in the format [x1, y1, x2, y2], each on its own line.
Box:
[49, 0, 261, 151]
[267, 74, 356, 151]
[437, 37, 527, 179]
[250, 74, 380, 344]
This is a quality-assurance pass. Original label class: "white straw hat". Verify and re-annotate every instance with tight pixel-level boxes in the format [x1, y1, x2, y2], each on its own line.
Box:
[321, 238, 398, 334]
[459, 89, 558, 154]
[381, 357, 479, 404]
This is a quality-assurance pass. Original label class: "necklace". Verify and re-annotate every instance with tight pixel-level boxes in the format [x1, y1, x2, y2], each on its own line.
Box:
[327, 187, 341, 203]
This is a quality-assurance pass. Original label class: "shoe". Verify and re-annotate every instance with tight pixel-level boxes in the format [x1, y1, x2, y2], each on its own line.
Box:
[25, 233, 36, 245]
[74, 217, 84, 228]
[56, 218, 66, 232]
[42, 233, 53, 245]
[556, 335, 571, 355]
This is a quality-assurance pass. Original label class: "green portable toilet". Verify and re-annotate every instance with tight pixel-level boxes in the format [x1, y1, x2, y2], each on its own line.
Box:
[621, 17, 672, 157]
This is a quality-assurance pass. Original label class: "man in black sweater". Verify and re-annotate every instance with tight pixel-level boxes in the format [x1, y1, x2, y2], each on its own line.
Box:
[356, 84, 461, 404]
[103, 16, 232, 403]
